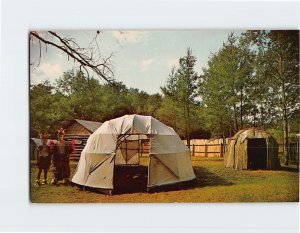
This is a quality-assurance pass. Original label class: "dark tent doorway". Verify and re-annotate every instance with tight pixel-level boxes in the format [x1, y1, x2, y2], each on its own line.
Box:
[247, 138, 267, 169]
[114, 135, 150, 194]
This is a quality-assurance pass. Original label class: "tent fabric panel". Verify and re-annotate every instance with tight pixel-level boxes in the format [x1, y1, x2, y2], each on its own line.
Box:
[93, 115, 134, 135]
[148, 155, 180, 187]
[242, 141, 248, 169]
[72, 153, 114, 189]
[115, 151, 139, 165]
[84, 154, 115, 189]
[151, 135, 189, 154]
[148, 152, 195, 187]
[115, 140, 140, 165]
[224, 139, 236, 168]
[93, 114, 187, 137]
[234, 140, 247, 169]
[151, 154, 180, 178]
[239, 129, 269, 143]
[71, 152, 110, 186]
[115, 149, 126, 165]
[84, 132, 117, 154]
[132, 115, 177, 135]
[175, 151, 196, 180]
[150, 117, 177, 135]
[124, 134, 148, 141]
[132, 115, 152, 134]
[71, 152, 89, 185]
[120, 140, 139, 161]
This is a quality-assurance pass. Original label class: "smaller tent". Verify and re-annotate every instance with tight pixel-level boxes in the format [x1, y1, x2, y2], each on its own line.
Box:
[224, 128, 280, 170]
[30, 138, 57, 160]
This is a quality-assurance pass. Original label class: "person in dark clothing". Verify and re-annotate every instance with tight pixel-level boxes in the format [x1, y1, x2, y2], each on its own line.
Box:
[35, 134, 51, 186]
[51, 128, 72, 185]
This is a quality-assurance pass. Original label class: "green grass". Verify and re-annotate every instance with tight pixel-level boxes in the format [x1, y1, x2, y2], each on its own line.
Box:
[30, 157, 299, 203]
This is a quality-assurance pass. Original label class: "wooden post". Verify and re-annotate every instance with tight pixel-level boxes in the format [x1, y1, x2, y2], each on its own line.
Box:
[204, 144, 207, 157]
[141, 140, 143, 157]
[220, 143, 223, 157]
[192, 144, 195, 157]
[125, 140, 127, 165]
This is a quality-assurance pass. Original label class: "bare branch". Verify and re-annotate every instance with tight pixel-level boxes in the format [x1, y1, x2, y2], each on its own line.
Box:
[30, 31, 115, 85]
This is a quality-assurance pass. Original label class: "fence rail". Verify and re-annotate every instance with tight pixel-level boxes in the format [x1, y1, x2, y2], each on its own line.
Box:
[184, 139, 299, 162]
[278, 143, 299, 164]
[190, 144, 225, 157]
[184, 139, 228, 158]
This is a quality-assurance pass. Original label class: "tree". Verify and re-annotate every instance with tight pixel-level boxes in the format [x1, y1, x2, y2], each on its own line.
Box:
[145, 94, 162, 116]
[160, 48, 199, 147]
[29, 31, 115, 84]
[200, 33, 255, 136]
[55, 70, 133, 121]
[244, 30, 299, 165]
[125, 88, 150, 114]
[30, 81, 72, 136]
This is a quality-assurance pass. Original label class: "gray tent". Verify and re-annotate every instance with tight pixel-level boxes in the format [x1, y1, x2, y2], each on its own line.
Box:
[224, 128, 280, 170]
[72, 114, 196, 193]
[30, 138, 57, 160]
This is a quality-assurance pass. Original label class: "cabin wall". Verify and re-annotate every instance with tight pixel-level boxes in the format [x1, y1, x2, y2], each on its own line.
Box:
[65, 122, 92, 160]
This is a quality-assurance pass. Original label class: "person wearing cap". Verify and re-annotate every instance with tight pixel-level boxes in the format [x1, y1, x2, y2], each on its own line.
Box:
[51, 128, 72, 185]
[35, 134, 51, 186]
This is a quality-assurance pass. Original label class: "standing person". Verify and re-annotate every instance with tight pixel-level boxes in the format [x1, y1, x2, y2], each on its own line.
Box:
[35, 134, 51, 186]
[51, 128, 72, 185]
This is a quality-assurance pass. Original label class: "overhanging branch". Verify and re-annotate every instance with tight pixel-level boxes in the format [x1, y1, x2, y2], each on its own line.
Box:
[29, 31, 115, 85]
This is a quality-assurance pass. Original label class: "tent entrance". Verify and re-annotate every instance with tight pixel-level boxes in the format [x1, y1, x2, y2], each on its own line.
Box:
[114, 134, 150, 193]
[247, 138, 267, 169]
[115, 134, 150, 166]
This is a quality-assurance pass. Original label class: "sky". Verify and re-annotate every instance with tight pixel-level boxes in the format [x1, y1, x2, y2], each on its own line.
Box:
[30, 30, 245, 94]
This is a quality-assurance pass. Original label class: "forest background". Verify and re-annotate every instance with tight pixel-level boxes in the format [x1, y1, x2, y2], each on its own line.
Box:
[30, 30, 299, 162]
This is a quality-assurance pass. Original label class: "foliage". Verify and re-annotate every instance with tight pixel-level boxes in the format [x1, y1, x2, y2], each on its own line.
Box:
[200, 33, 255, 136]
[200, 30, 299, 142]
[159, 48, 201, 143]
[30, 71, 162, 137]
[30, 81, 71, 136]
[243, 30, 299, 165]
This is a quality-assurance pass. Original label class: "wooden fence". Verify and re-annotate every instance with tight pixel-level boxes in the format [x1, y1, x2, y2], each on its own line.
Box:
[184, 139, 230, 157]
[278, 143, 299, 164]
[185, 139, 299, 162]
[140, 138, 229, 157]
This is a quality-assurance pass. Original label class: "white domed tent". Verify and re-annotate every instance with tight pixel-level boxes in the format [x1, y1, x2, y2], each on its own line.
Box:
[72, 114, 195, 193]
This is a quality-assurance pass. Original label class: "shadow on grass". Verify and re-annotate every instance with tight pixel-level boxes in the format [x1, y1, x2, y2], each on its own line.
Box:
[192, 166, 233, 188]
[113, 165, 233, 194]
[278, 166, 299, 173]
[73, 165, 233, 195]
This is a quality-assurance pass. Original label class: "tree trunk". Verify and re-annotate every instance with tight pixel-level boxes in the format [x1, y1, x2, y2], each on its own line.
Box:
[252, 108, 257, 127]
[281, 81, 289, 166]
[233, 104, 238, 133]
[259, 100, 264, 128]
[240, 85, 243, 128]
[186, 102, 191, 149]
[278, 47, 289, 166]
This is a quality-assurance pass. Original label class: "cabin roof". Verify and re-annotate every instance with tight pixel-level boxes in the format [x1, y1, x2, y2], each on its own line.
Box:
[72, 119, 103, 133]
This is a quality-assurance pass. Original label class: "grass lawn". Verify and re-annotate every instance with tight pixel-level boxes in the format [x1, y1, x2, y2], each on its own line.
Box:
[30, 157, 299, 203]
